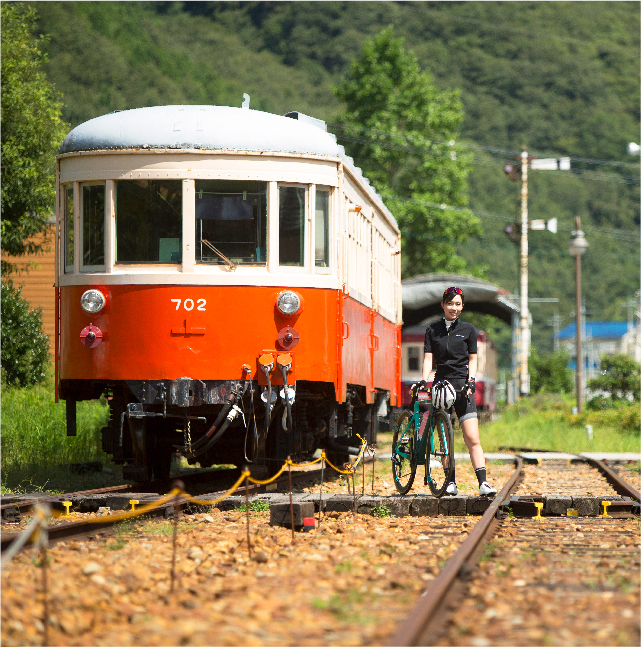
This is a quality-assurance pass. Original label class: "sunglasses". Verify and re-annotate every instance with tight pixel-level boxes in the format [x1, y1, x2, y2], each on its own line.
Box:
[443, 287, 463, 297]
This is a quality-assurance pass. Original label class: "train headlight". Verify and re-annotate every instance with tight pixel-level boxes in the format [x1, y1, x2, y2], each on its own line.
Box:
[80, 289, 106, 314]
[276, 291, 302, 316]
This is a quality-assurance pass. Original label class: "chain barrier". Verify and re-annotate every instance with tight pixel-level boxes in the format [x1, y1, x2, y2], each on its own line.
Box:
[2, 436, 369, 561]
[2, 442, 373, 647]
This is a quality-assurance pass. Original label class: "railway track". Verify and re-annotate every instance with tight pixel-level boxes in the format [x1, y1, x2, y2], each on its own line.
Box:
[1, 452, 638, 646]
[0, 459, 359, 552]
[388, 452, 640, 646]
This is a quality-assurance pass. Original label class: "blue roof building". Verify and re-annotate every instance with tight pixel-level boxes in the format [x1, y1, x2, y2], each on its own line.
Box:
[556, 320, 640, 371]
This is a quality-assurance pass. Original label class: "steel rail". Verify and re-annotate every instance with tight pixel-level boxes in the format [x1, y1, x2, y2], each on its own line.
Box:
[1, 458, 365, 553]
[585, 457, 640, 501]
[386, 456, 525, 647]
[500, 446, 640, 502]
[0, 467, 243, 518]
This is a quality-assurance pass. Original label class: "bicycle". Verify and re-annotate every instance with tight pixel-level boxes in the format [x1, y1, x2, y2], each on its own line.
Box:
[391, 383, 455, 497]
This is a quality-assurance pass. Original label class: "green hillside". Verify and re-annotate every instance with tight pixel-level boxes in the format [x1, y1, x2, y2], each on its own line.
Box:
[31, 1, 640, 363]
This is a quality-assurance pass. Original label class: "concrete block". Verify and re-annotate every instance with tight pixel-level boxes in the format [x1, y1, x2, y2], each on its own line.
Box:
[301, 493, 333, 512]
[383, 496, 411, 517]
[572, 496, 600, 517]
[507, 495, 546, 517]
[467, 496, 493, 516]
[410, 495, 439, 517]
[356, 495, 384, 515]
[270, 501, 315, 528]
[324, 494, 359, 514]
[216, 496, 247, 511]
[439, 496, 467, 516]
[545, 496, 573, 516]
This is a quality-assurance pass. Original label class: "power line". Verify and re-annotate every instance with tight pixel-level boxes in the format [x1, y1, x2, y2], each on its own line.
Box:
[382, 193, 640, 244]
[331, 123, 640, 171]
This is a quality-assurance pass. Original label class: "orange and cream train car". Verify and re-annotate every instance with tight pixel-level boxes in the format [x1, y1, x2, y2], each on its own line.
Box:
[55, 104, 402, 480]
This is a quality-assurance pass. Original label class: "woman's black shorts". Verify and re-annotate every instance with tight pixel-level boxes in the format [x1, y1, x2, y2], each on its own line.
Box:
[437, 377, 477, 423]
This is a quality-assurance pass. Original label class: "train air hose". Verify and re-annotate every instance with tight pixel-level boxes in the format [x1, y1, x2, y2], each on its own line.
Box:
[281, 364, 293, 433]
[261, 364, 273, 441]
[178, 390, 241, 459]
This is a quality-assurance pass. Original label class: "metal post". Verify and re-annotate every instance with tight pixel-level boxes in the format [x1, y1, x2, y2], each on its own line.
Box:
[519, 147, 530, 397]
[575, 252, 583, 413]
[568, 216, 588, 413]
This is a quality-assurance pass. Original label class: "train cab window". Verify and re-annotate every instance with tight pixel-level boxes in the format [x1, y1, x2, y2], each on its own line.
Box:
[195, 180, 266, 265]
[63, 185, 74, 273]
[279, 186, 306, 266]
[408, 346, 421, 372]
[115, 180, 182, 263]
[81, 183, 105, 270]
[315, 188, 330, 268]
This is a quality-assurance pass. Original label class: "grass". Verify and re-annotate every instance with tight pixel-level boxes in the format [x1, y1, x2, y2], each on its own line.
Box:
[1, 372, 111, 494]
[474, 394, 640, 454]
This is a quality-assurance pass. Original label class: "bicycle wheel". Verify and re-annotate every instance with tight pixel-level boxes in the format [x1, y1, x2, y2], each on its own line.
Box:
[426, 410, 455, 497]
[391, 410, 417, 494]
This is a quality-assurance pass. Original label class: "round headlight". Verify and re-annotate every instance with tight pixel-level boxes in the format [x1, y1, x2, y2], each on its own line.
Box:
[80, 289, 106, 314]
[276, 291, 302, 316]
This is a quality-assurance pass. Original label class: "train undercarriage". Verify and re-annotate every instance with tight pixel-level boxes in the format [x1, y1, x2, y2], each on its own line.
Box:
[61, 379, 384, 482]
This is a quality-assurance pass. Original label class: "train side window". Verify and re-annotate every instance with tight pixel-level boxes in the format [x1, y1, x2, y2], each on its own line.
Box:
[81, 183, 105, 271]
[408, 346, 421, 372]
[63, 185, 74, 273]
[279, 185, 306, 267]
[195, 180, 267, 265]
[315, 188, 330, 268]
[115, 180, 182, 263]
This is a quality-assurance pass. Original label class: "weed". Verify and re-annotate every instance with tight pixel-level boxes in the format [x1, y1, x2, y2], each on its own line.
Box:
[105, 538, 126, 550]
[479, 540, 501, 563]
[371, 505, 394, 518]
[335, 559, 353, 574]
[237, 500, 270, 512]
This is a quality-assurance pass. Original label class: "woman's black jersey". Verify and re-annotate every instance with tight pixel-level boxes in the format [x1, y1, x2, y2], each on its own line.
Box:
[424, 318, 478, 381]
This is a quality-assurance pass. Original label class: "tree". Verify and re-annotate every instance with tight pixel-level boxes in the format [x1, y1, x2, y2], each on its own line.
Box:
[334, 27, 480, 276]
[588, 354, 640, 402]
[529, 348, 574, 394]
[1, 279, 50, 386]
[1, 3, 68, 273]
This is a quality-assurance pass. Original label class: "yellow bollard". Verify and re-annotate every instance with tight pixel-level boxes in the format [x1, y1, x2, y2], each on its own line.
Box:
[533, 502, 543, 519]
[129, 499, 139, 512]
[62, 501, 72, 517]
[600, 501, 612, 518]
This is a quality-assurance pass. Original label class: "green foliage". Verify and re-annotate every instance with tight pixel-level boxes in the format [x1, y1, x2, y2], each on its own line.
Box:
[237, 499, 270, 512]
[529, 348, 574, 394]
[335, 27, 479, 276]
[29, 2, 640, 362]
[371, 504, 394, 518]
[476, 393, 639, 453]
[1, 3, 67, 271]
[587, 353, 641, 402]
[0, 373, 110, 491]
[1, 279, 50, 386]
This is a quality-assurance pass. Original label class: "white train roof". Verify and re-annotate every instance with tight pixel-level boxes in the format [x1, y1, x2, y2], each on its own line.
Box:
[59, 104, 397, 228]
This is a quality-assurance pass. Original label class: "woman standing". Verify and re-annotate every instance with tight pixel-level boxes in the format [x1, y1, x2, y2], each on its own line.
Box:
[418, 286, 497, 496]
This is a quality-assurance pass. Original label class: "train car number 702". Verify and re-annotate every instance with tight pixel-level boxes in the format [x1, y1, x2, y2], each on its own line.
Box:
[171, 298, 207, 311]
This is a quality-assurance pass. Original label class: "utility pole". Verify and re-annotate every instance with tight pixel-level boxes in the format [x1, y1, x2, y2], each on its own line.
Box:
[568, 216, 588, 413]
[519, 148, 530, 397]
[504, 152, 567, 397]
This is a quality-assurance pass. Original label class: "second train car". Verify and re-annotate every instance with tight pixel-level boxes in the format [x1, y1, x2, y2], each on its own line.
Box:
[55, 104, 402, 480]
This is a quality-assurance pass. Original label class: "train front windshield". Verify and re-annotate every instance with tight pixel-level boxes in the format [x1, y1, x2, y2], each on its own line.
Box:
[195, 180, 267, 265]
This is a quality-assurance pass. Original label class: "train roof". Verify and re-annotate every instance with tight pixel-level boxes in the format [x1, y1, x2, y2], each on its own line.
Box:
[58, 104, 397, 228]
